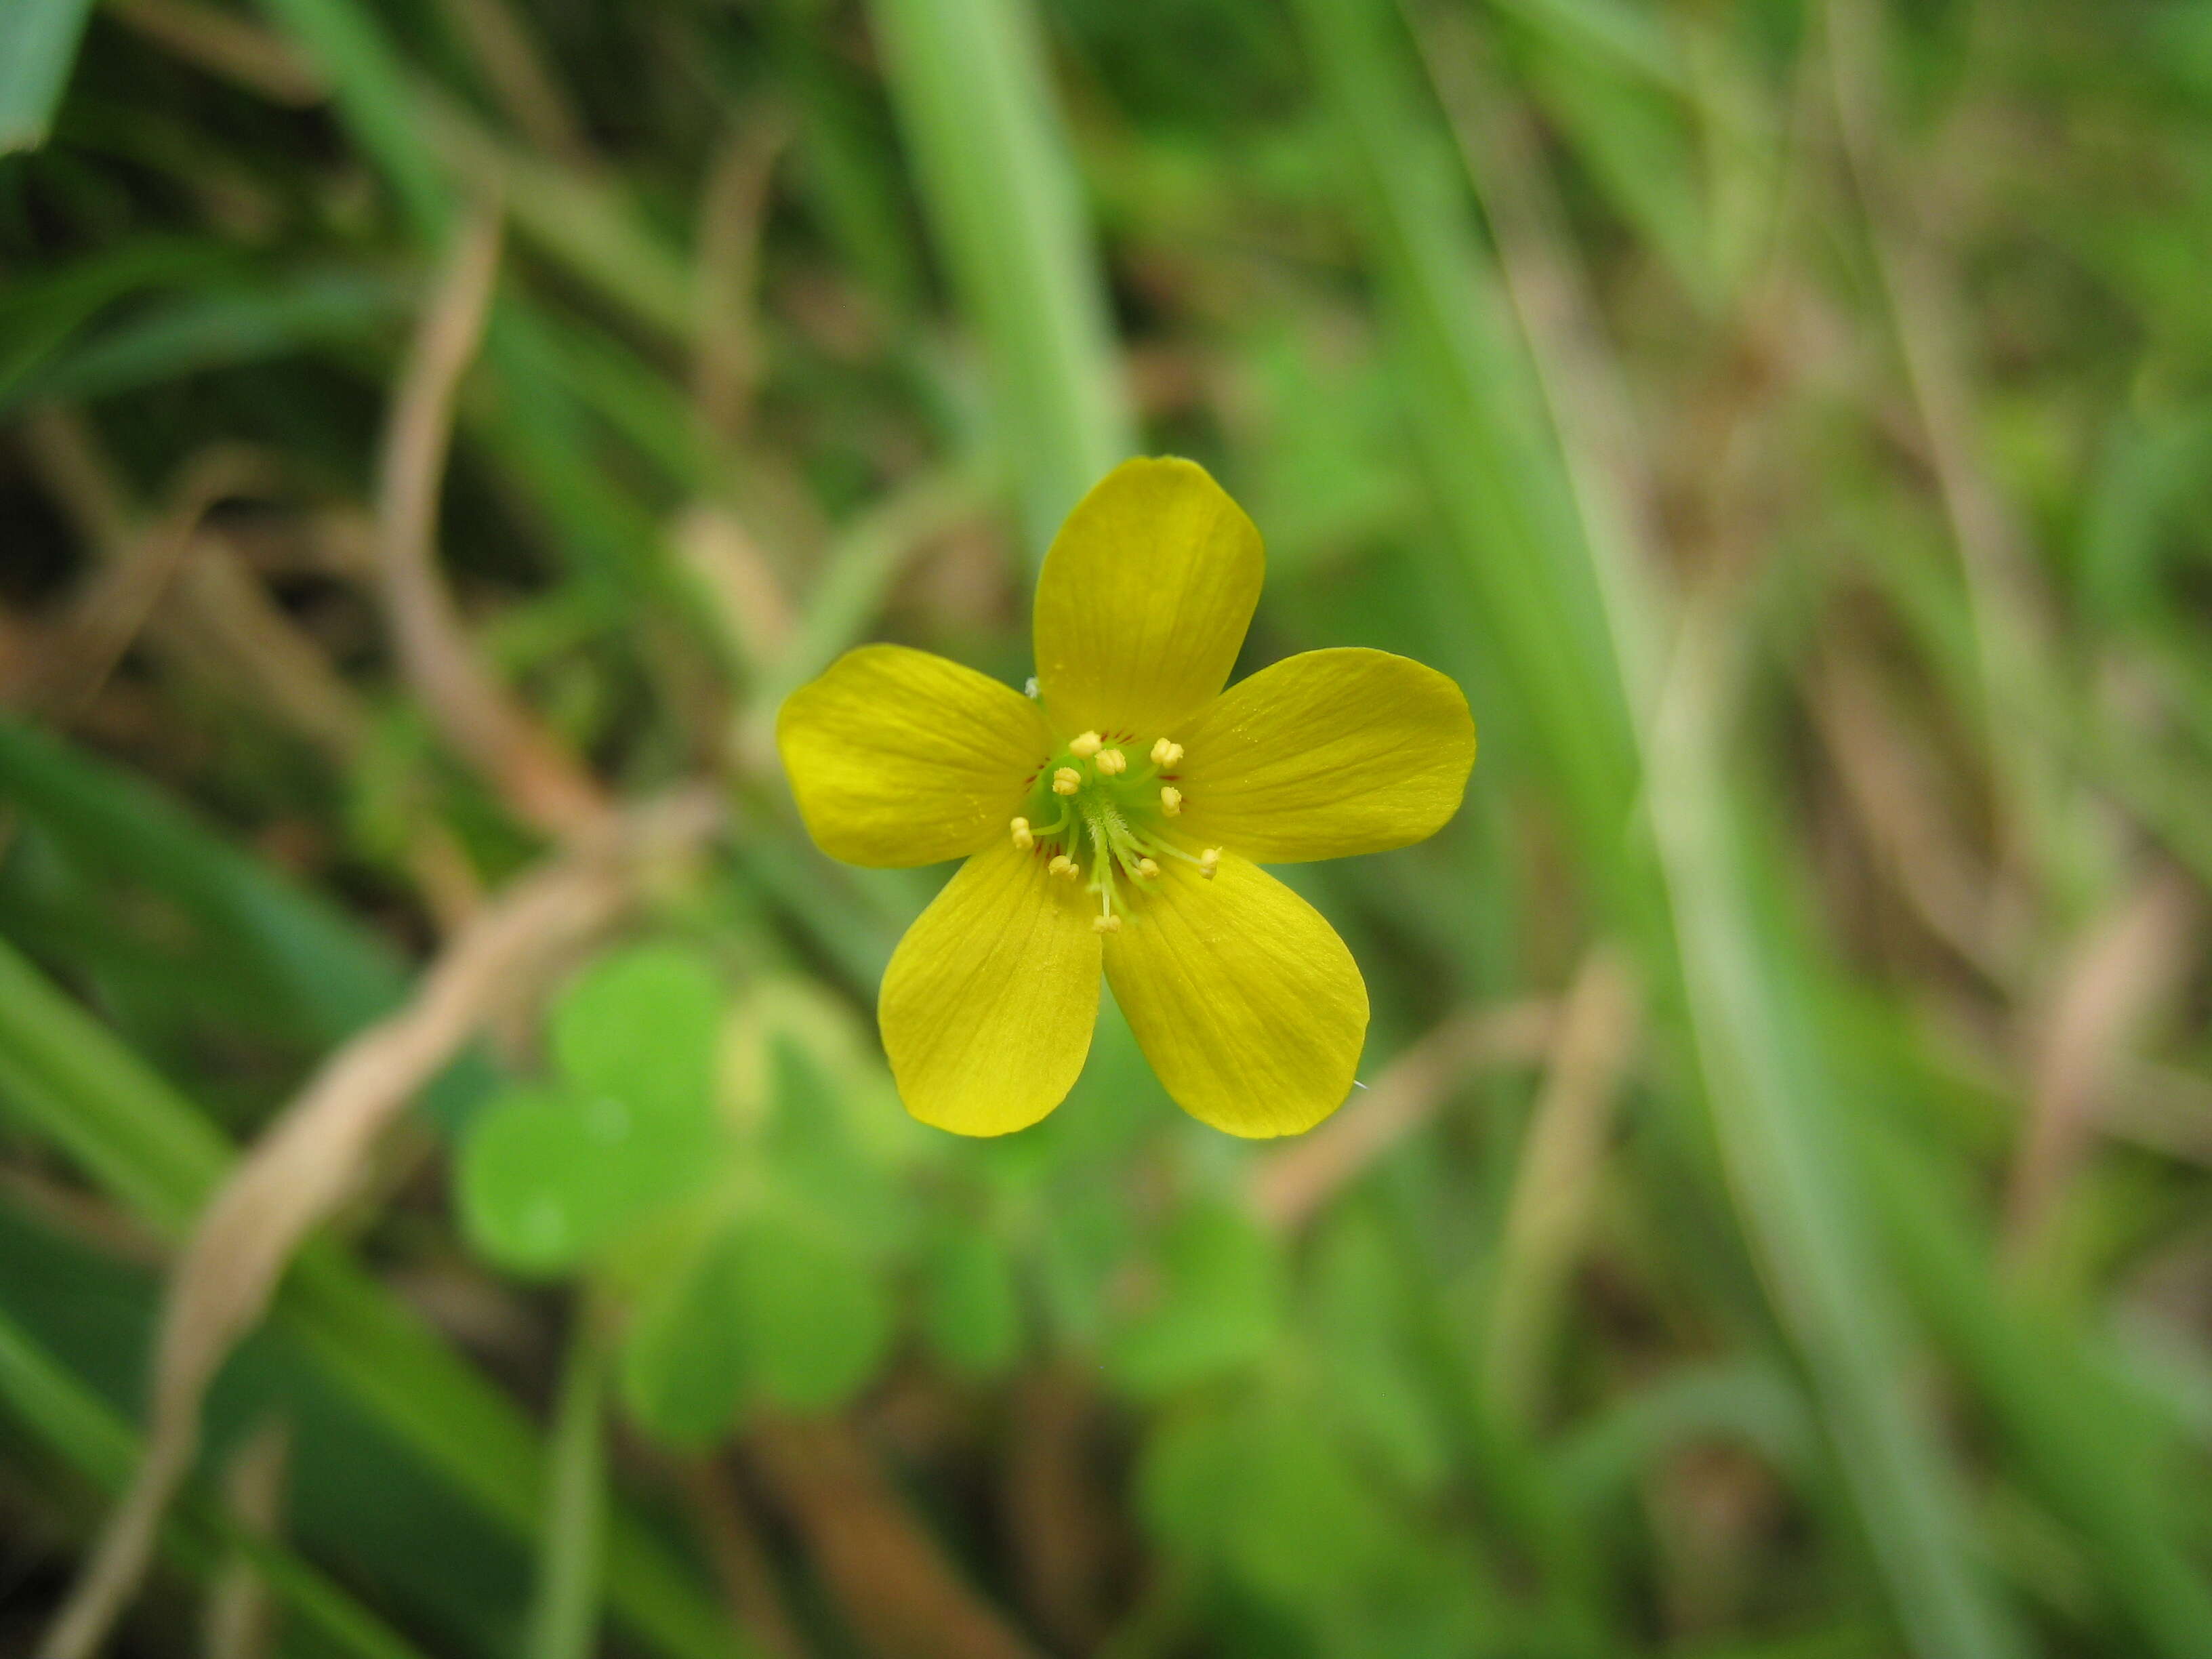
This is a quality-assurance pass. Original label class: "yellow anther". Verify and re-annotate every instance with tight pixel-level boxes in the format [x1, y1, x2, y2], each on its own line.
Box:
[1048, 855, 1080, 880]
[1135, 857, 1160, 878]
[1069, 731, 1103, 758]
[1052, 766, 1082, 795]
[1198, 847, 1221, 880]
[1092, 913, 1122, 933]
[1150, 737, 1183, 767]
[1010, 817, 1033, 851]
[1160, 785, 1182, 816]
[1096, 747, 1127, 775]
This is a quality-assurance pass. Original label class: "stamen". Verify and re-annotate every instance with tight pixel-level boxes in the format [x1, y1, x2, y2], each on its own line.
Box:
[1082, 829, 1131, 930]
[1021, 733, 1214, 924]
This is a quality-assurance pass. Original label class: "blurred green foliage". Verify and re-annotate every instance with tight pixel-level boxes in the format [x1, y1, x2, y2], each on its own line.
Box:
[4, 0, 2212, 1656]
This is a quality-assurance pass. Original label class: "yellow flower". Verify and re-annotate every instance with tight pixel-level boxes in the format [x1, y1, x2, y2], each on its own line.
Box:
[776, 457, 1476, 1139]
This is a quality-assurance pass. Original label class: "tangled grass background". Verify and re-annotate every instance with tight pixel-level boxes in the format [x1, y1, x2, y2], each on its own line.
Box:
[3, 2, 2212, 1656]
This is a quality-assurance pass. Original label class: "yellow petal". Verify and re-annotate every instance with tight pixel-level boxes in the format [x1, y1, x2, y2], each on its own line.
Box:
[1175, 648, 1475, 862]
[1103, 855, 1367, 1136]
[777, 644, 1050, 867]
[880, 838, 1102, 1135]
[1032, 457, 1263, 739]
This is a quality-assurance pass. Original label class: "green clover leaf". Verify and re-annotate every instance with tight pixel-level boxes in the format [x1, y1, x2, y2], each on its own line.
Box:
[620, 1210, 893, 1443]
[457, 945, 724, 1275]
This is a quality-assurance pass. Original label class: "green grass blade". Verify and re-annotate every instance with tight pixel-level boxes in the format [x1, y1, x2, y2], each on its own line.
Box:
[1854, 1112, 2212, 1659]
[0, 238, 247, 398]
[0, 934, 230, 1233]
[526, 1321, 610, 1659]
[1291, 2, 2028, 1652]
[0, 718, 408, 1049]
[864, 0, 1136, 565]
[247, 0, 450, 234]
[1288, 0, 1642, 890]
[0, 936, 748, 1659]
[1642, 659, 2028, 1659]
[0, 266, 407, 414]
[429, 101, 698, 345]
[0, 1302, 430, 1659]
[0, 0, 96, 152]
[1486, 0, 1688, 94]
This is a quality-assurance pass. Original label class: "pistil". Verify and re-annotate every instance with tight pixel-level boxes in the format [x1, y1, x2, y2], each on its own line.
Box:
[1019, 729, 1212, 928]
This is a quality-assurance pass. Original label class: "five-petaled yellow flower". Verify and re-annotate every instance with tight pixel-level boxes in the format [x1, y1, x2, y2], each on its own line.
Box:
[777, 458, 1476, 1138]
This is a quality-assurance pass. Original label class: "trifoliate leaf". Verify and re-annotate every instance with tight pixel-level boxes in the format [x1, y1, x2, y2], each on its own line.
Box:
[552, 943, 724, 1122]
[620, 1225, 750, 1445]
[1106, 1198, 1281, 1397]
[726, 1212, 891, 1411]
[458, 1084, 714, 1275]
[617, 1209, 893, 1443]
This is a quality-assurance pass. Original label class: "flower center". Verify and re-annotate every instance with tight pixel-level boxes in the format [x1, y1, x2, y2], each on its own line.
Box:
[1010, 731, 1220, 932]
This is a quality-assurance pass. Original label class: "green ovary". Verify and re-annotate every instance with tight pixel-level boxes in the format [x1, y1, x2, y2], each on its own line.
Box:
[1010, 733, 1212, 930]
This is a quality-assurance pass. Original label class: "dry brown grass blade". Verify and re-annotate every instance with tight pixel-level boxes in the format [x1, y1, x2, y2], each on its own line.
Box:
[0, 1167, 169, 1270]
[35, 787, 721, 1659]
[1413, 2, 1668, 704]
[694, 112, 790, 443]
[19, 408, 137, 550]
[676, 1456, 812, 1659]
[2106, 1061, 2212, 1171]
[17, 412, 482, 929]
[15, 419, 361, 755]
[165, 537, 372, 762]
[1004, 1365, 1115, 1653]
[675, 506, 796, 678]
[1810, 650, 2022, 982]
[1484, 948, 1642, 1423]
[1249, 1000, 1556, 1235]
[373, 204, 610, 840]
[201, 1418, 291, 1659]
[1829, 0, 2052, 646]
[104, 0, 327, 106]
[729, 466, 987, 777]
[439, 0, 592, 165]
[2005, 865, 2203, 1254]
[747, 1416, 1042, 1659]
[1828, 0, 2066, 904]
[26, 445, 281, 719]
